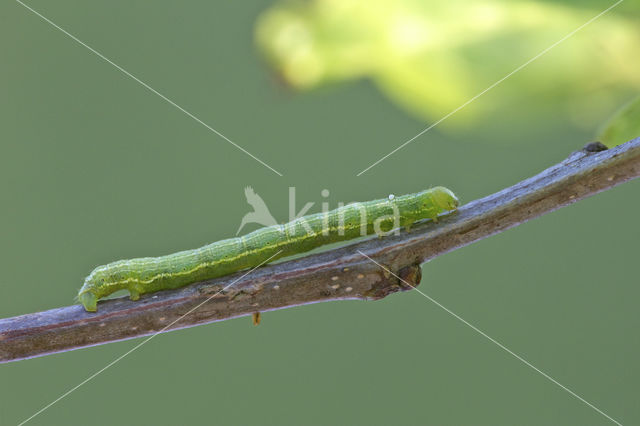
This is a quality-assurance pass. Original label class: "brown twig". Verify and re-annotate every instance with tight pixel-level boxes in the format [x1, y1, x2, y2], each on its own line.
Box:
[1, 138, 639, 363]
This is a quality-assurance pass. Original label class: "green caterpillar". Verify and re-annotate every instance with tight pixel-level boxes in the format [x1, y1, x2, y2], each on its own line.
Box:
[78, 187, 459, 312]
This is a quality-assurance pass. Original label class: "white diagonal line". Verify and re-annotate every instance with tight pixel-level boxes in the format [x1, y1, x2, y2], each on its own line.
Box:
[17, 250, 283, 426]
[356, 0, 623, 176]
[16, 0, 283, 177]
[357, 250, 622, 426]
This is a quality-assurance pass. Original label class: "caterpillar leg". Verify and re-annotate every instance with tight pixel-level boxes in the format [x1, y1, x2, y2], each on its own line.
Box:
[252, 312, 261, 326]
[78, 292, 98, 312]
[129, 287, 141, 301]
[404, 219, 416, 233]
[375, 226, 394, 238]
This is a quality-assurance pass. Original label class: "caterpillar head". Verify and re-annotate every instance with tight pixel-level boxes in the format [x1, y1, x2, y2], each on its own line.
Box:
[77, 267, 105, 312]
[78, 290, 98, 312]
[431, 186, 460, 212]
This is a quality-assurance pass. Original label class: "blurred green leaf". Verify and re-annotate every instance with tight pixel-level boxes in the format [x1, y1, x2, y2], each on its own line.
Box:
[256, 0, 640, 132]
[598, 96, 640, 147]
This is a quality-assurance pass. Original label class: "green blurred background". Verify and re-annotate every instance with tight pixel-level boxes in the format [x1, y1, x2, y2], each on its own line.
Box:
[1, 0, 638, 425]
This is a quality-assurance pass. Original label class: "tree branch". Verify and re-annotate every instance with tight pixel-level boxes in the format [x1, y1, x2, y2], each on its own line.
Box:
[1, 138, 639, 363]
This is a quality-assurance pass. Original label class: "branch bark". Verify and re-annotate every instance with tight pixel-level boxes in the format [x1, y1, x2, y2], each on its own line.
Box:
[1, 138, 639, 363]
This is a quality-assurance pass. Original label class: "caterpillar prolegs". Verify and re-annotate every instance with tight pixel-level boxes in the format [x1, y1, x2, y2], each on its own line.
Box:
[78, 187, 459, 311]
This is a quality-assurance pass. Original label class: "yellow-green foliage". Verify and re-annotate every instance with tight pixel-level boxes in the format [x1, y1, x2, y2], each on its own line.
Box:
[256, 0, 640, 130]
[598, 96, 640, 147]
